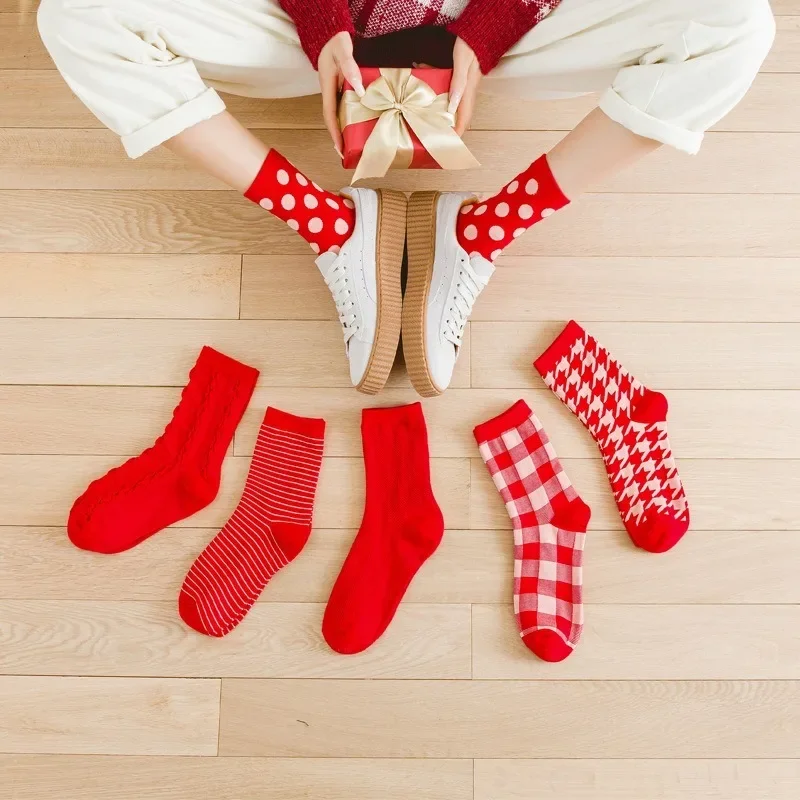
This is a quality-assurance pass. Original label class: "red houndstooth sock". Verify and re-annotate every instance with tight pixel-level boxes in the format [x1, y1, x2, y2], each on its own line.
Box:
[244, 149, 356, 255]
[179, 407, 325, 637]
[68, 347, 258, 554]
[456, 154, 569, 261]
[322, 403, 444, 654]
[535, 321, 690, 553]
[475, 400, 590, 663]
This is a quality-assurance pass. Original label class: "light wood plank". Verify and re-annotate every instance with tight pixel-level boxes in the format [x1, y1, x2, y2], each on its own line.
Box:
[0, 455, 470, 528]
[472, 604, 800, 679]
[243, 255, 800, 322]
[0, 319, 469, 388]
[766, 16, 800, 72]
[3, 190, 800, 257]
[0, 755, 473, 800]
[234, 388, 800, 459]
[5, 527, 800, 605]
[0, 601, 470, 679]
[6, 129, 800, 194]
[0, 14, 49, 69]
[470, 322, 800, 389]
[0, 676, 219, 755]
[0, 254, 240, 318]
[4, 72, 798, 131]
[1, 385, 796, 460]
[471, 457, 800, 531]
[219, 678, 800, 757]
[474, 760, 800, 800]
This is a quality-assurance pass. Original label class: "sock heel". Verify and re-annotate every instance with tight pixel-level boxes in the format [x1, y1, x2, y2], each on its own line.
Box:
[630, 389, 669, 424]
[549, 495, 591, 533]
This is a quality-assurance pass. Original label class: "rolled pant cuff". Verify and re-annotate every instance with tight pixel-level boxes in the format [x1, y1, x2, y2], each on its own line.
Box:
[599, 88, 704, 155]
[121, 88, 227, 158]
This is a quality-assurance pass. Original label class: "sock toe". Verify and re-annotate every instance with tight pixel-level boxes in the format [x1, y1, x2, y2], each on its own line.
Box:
[522, 629, 574, 662]
[179, 591, 218, 637]
[628, 512, 689, 553]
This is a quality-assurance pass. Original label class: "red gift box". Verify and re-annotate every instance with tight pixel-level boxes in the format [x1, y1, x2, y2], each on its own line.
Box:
[338, 67, 479, 181]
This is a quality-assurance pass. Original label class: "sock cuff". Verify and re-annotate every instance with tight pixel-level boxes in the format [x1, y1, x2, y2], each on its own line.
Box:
[473, 399, 533, 444]
[533, 320, 586, 378]
[192, 346, 260, 392]
[263, 406, 326, 440]
[362, 402, 425, 431]
[536, 154, 571, 207]
[244, 149, 291, 203]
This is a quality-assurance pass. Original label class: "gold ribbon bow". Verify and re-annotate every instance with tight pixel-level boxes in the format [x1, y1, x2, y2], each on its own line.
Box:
[339, 68, 480, 182]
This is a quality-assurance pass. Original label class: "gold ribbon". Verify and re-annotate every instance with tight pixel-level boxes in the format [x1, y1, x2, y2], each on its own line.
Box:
[339, 68, 480, 182]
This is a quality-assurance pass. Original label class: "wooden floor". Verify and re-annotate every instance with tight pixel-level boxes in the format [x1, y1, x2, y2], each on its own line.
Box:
[1, 4, 800, 799]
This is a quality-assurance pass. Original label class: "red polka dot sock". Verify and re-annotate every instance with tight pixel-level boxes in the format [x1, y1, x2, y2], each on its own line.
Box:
[244, 149, 356, 255]
[456, 154, 569, 261]
[474, 400, 591, 663]
[178, 407, 325, 637]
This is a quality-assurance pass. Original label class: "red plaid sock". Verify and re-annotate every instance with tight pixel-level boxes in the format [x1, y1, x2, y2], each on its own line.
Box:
[322, 403, 444, 654]
[535, 321, 690, 553]
[456, 154, 569, 262]
[244, 149, 356, 255]
[475, 400, 590, 663]
[179, 408, 325, 637]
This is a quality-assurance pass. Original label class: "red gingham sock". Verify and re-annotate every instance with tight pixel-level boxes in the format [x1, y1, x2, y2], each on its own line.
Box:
[474, 400, 590, 663]
[456, 154, 569, 261]
[179, 407, 325, 637]
[322, 403, 444, 654]
[535, 321, 690, 553]
[244, 149, 356, 255]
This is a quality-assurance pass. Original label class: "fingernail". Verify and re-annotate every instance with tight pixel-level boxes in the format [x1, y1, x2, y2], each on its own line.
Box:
[448, 94, 461, 114]
[334, 144, 343, 158]
[355, 83, 365, 97]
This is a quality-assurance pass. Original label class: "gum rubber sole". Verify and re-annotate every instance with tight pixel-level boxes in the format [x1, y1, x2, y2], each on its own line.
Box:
[356, 189, 407, 396]
[403, 191, 443, 397]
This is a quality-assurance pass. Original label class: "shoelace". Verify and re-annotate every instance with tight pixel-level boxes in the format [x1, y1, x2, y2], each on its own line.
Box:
[323, 254, 359, 344]
[443, 257, 487, 346]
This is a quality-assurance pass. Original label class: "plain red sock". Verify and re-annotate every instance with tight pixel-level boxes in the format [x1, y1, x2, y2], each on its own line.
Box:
[244, 149, 356, 255]
[322, 403, 444, 654]
[67, 347, 259, 554]
[456, 154, 569, 261]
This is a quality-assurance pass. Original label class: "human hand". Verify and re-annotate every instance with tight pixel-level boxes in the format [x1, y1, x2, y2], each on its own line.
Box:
[318, 31, 364, 157]
[448, 37, 481, 136]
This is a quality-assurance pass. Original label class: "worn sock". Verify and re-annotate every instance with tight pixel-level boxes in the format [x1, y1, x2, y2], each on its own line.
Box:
[456, 154, 569, 261]
[475, 400, 590, 662]
[535, 320, 690, 553]
[179, 407, 325, 637]
[322, 403, 444, 654]
[244, 149, 356, 254]
[68, 347, 259, 554]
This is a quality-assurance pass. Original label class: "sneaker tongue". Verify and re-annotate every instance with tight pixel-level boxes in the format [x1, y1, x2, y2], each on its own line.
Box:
[315, 250, 337, 277]
[469, 253, 496, 282]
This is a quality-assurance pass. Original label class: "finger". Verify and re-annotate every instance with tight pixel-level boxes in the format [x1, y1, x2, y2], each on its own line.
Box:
[320, 69, 344, 155]
[454, 89, 475, 136]
[338, 54, 365, 97]
[448, 55, 469, 115]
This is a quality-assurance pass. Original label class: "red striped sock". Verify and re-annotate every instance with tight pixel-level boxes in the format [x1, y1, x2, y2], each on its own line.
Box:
[178, 407, 325, 637]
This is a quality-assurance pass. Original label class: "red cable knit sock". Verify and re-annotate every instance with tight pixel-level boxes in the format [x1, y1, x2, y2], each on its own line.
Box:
[475, 400, 590, 663]
[456, 154, 569, 261]
[322, 403, 444, 654]
[179, 408, 325, 637]
[535, 321, 690, 553]
[67, 347, 259, 554]
[244, 149, 356, 255]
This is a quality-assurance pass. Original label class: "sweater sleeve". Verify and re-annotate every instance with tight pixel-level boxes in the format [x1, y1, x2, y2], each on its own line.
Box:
[448, 0, 557, 74]
[280, 0, 355, 69]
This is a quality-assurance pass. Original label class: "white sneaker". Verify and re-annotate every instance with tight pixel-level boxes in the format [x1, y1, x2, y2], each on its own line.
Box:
[315, 187, 406, 395]
[402, 191, 495, 396]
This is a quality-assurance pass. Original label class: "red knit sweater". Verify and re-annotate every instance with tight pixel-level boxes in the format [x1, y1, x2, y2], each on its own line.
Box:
[280, 0, 561, 74]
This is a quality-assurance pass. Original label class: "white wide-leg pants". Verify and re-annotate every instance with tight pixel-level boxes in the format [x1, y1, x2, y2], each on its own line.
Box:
[37, 0, 775, 158]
